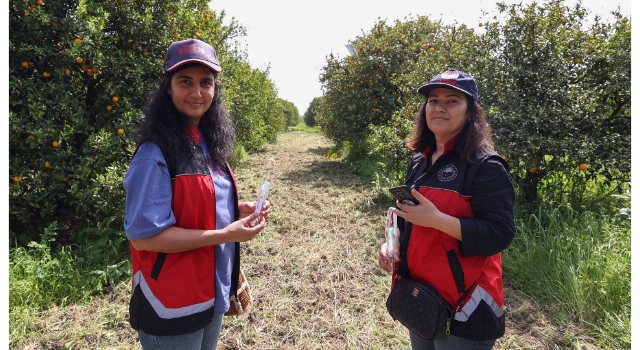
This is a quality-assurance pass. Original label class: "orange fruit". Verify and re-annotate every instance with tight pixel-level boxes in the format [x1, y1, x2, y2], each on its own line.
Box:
[91, 67, 98, 74]
[194, 32, 200, 38]
[127, 39, 133, 43]
[106, 126, 111, 131]
[579, 164, 587, 171]
[44, 161, 51, 168]
[118, 128, 124, 135]
[76, 57, 83, 64]
[65, 69, 70, 75]
[204, 13, 209, 18]
[81, 65, 88, 72]
[86, 70, 94, 77]
[134, 40, 139, 45]
[429, 47, 435, 53]
[173, 33, 179, 39]
[112, 96, 119, 103]
[37, 0, 43, 4]
[478, 23, 483, 27]
[21, 61, 29, 68]
[106, 105, 112, 111]
[408, 106, 413, 111]
[42, 71, 51, 78]
[13, 176, 20, 183]
[143, 51, 149, 57]
[528, 167, 537, 173]
[125, 50, 131, 55]
[52, 140, 59, 148]
[171, 23, 176, 29]
[74, 38, 81, 44]
[421, 44, 428, 49]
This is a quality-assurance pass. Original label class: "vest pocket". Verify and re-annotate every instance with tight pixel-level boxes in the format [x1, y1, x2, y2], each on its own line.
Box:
[150, 253, 167, 281]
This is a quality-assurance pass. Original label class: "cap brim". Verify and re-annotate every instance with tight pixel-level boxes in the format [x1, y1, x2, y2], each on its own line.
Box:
[165, 59, 222, 73]
[416, 83, 473, 99]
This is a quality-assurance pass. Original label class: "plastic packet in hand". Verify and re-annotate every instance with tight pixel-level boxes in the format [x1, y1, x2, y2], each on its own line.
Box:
[251, 158, 276, 227]
[385, 207, 400, 262]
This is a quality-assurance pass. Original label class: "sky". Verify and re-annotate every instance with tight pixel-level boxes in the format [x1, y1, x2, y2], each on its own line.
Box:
[209, 0, 631, 114]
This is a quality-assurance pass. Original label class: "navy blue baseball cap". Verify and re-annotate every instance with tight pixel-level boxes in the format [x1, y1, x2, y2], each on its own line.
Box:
[164, 39, 221, 73]
[417, 69, 478, 101]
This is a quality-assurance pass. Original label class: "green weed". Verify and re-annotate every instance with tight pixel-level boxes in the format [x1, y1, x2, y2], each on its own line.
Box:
[504, 202, 630, 348]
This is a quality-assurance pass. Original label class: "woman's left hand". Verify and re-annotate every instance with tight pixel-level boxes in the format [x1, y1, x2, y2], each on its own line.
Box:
[239, 200, 271, 222]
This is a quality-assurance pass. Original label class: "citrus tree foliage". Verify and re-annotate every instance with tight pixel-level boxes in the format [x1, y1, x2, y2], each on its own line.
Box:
[9, 0, 286, 243]
[223, 62, 286, 151]
[481, 0, 631, 203]
[303, 96, 324, 127]
[318, 16, 443, 159]
[318, 2, 630, 203]
[279, 98, 300, 127]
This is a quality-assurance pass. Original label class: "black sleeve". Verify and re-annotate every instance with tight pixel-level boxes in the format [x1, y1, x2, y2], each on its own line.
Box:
[458, 158, 516, 257]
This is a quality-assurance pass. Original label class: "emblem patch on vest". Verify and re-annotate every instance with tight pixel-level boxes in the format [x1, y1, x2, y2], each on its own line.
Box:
[438, 164, 458, 182]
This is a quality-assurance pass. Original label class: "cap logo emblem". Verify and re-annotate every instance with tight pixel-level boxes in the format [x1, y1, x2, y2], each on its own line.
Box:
[178, 44, 205, 56]
[441, 71, 459, 79]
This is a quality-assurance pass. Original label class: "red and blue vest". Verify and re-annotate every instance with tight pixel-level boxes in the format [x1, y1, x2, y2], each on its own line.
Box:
[129, 126, 240, 336]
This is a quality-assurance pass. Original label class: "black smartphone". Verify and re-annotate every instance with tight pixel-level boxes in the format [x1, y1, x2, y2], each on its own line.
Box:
[389, 186, 419, 205]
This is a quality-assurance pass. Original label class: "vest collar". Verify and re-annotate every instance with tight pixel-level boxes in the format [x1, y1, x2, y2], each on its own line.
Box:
[187, 124, 202, 145]
[423, 134, 460, 159]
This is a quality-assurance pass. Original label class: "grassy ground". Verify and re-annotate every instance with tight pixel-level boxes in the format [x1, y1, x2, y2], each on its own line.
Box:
[13, 131, 603, 349]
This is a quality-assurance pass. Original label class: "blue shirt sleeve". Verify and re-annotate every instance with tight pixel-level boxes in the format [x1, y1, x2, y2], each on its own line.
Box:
[123, 142, 176, 240]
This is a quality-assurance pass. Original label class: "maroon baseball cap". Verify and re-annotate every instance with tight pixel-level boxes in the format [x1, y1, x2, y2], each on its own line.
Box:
[163, 39, 222, 73]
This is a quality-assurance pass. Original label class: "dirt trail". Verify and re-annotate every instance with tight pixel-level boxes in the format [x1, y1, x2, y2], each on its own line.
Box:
[16, 130, 564, 349]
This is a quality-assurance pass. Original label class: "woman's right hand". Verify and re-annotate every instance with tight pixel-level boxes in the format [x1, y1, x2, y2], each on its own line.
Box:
[224, 212, 265, 242]
[378, 242, 395, 273]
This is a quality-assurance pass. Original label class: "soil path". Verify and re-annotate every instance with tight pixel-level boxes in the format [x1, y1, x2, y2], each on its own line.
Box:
[17, 130, 559, 349]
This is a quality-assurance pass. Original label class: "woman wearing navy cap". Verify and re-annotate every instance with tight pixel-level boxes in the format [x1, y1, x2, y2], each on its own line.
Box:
[123, 39, 271, 349]
[378, 69, 516, 349]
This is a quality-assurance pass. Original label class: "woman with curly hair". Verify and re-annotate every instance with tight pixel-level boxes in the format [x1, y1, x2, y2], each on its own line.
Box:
[123, 39, 270, 349]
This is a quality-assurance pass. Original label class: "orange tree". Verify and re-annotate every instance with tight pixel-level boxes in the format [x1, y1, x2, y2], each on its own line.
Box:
[223, 62, 287, 152]
[303, 96, 324, 127]
[9, 0, 286, 244]
[480, 0, 631, 204]
[318, 16, 443, 162]
[279, 98, 300, 127]
[318, 16, 483, 179]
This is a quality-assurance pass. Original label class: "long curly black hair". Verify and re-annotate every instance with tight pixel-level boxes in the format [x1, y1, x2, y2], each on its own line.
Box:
[134, 63, 235, 169]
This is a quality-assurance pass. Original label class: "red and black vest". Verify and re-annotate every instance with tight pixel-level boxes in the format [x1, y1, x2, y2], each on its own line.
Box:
[129, 126, 240, 336]
[395, 141, 513, 341]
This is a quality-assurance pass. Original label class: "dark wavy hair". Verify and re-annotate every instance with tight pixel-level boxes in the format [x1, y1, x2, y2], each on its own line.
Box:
[134, 63, 235, 168]
[405, 93, 494, 162]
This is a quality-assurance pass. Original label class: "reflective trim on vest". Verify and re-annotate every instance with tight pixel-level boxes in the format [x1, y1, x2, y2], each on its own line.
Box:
[454, 285, 503, 322]
[133, 271, 215, 319]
